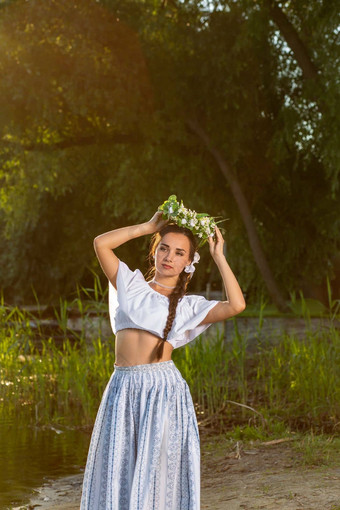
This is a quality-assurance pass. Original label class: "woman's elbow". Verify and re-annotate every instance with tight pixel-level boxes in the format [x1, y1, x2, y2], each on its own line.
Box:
[93, 236, 103, 251]
[93, 236, 104, 247]
[234, 301, 246, 315]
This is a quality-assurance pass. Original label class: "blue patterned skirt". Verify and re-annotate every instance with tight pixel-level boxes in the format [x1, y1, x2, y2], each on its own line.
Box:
[80, 359, 200, 509]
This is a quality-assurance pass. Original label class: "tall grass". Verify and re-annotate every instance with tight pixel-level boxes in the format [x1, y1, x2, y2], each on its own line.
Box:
[255, 325, 340, 430]
[0, 327, 115, 425]
[0, 283, 339, 433]
[0, 281, 113, 425]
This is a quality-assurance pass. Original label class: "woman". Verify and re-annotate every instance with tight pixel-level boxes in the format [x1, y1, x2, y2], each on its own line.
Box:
[80, 209, 246, 509]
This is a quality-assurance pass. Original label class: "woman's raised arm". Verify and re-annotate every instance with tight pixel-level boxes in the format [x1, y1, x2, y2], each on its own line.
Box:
[93, 211, 167, 288]
[199, 225, 246, 324]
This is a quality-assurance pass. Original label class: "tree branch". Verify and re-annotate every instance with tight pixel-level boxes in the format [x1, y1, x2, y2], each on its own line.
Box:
[267, 0, 319, 80]
[1, 132, 145, 151]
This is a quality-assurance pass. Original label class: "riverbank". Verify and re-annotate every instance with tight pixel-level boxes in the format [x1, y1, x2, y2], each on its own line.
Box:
[13, 433, 340, 510]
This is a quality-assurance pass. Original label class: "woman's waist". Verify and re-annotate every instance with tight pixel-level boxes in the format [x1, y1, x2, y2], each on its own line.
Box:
[114, 359, 176, 372]
[115, 328, 174, 367]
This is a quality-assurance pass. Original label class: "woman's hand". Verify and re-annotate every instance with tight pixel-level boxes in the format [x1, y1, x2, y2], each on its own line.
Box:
[146, 210, 169, 234]
[207, 225, 225, 261]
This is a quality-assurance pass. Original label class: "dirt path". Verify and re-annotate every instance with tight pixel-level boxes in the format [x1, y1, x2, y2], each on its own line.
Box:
[200, 435, 340, 509]
[15, 434, 340, 510]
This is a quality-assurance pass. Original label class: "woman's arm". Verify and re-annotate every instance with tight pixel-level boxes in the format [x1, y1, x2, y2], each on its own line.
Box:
[93, 211, 167, 288]
[199, 225, 246, 325]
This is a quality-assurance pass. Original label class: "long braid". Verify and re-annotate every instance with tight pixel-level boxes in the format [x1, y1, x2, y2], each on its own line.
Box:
[145, 223, 197, 361]
[156, 270, 190, 360]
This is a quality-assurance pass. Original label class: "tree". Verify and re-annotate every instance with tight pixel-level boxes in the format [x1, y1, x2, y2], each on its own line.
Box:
[0, 0, 338, 306]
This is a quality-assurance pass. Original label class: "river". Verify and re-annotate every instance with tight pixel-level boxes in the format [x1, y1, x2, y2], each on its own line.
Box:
[0, 411, 90, 510]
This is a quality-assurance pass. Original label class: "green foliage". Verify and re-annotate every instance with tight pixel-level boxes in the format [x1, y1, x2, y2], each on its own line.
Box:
[0, 0, 338, 306]
[1, 290, 339, 432]
[292, 433, 340, 467]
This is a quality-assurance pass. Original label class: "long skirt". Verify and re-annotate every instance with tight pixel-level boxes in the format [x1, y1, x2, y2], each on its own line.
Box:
[80, 359, 200, 510]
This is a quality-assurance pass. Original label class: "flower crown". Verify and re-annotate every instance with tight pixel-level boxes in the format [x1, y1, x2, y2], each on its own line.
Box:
[158, 195, 221, 248]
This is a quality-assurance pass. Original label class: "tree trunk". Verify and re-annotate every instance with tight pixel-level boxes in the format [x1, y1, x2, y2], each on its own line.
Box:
[186, 118, 289, 312]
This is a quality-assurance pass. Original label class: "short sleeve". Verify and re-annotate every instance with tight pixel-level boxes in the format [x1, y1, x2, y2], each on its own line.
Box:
[167, 294, 220, 348]
[108, 259, 144, 334]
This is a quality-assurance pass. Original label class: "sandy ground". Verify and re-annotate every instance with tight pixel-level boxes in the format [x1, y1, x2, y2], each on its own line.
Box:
[14, 434, 340, 510]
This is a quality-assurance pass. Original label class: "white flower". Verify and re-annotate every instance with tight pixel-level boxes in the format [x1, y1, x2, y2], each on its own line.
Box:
[198, 233, 203, 237]
[190, 218, 197, 227]
[169, 205, 174, 214]
[181, 218, 187, 224]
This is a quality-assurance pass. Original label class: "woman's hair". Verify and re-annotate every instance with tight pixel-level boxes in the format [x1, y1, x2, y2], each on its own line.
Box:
[145, 223, 198, 361]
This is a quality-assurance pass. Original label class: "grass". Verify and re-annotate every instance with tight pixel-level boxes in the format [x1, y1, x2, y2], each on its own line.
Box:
[202, 424, 340, 470]
[0, 277, 339, 434]
[291, 432, 340, 467]
[201, 425, 340, 473]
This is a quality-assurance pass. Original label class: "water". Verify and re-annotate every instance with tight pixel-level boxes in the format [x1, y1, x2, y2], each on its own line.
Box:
[0, 412, 90, 509]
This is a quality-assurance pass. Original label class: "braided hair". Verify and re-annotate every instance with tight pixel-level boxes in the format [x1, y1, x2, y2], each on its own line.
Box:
[145, 224, 198, 361]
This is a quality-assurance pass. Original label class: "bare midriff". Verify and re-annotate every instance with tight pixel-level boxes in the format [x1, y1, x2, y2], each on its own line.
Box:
[114, 328, 174, 367]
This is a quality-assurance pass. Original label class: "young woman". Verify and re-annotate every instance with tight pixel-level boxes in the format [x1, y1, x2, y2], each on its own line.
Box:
[80, 210, 246, 509]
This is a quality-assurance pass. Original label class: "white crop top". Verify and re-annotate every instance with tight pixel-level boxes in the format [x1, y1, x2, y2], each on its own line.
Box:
[108, 259, 220, 350]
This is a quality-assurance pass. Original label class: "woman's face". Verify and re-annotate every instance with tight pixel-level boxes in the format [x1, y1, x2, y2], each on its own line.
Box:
[154, 232, 192, 279]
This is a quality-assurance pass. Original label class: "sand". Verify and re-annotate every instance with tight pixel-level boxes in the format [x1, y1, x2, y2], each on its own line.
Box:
[14, 434, 340, 510]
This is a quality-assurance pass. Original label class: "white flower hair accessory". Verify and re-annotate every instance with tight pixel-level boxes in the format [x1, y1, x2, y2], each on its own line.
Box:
[158, 194, 226, 248]
[184, 251, 200, 273]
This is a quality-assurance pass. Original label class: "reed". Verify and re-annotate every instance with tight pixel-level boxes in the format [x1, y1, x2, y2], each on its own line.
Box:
[0, 281, 339, 433]
[257, 328, 339, 425]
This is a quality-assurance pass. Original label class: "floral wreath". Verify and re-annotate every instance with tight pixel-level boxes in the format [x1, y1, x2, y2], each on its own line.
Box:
[158, 195, 227, 273]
